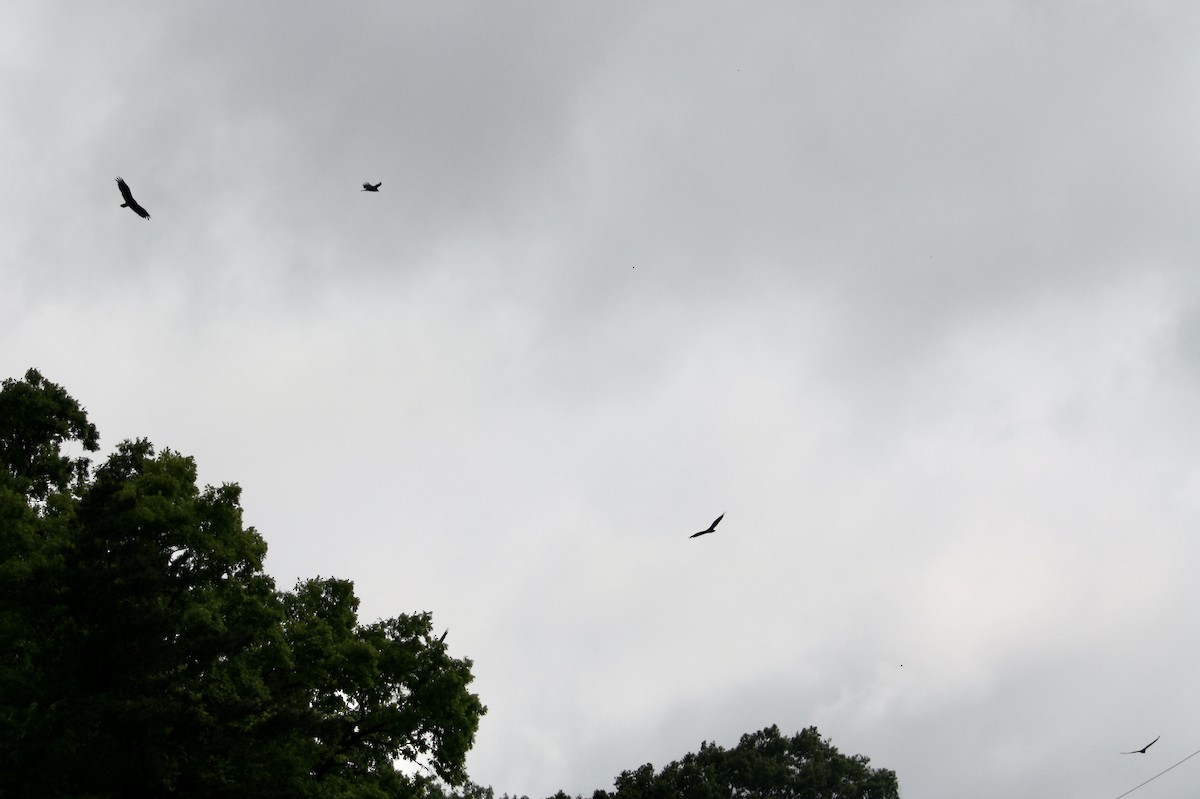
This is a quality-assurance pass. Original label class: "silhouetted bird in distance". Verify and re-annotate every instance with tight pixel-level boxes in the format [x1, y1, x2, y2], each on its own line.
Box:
[689, 513, 724, 539]
[362, 182, 381, 192]
[1122, 736, 1160, 754]
[115, 177, 150, 219]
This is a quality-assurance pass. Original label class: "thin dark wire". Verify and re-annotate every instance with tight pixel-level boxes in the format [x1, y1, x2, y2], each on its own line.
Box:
[1113, 746, 1200, 799]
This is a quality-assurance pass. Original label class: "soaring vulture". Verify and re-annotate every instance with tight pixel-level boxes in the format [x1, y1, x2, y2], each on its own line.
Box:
[689, 513, 725, 539]
[115, 177, 150, 219]
[362, 182, 381, 192]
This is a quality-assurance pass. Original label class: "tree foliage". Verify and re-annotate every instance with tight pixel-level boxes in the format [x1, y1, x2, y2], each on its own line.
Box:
[436, 726, 900, 799]
[0, 369, 485, 799]
[0, 368, 98, 502]
[594, 725, 899, 799]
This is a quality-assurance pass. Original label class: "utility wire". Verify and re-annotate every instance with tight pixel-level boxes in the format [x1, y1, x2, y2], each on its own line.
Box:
[1113, 745, 1200, 799]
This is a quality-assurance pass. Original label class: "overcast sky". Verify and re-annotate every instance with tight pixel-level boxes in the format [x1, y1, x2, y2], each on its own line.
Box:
[6, 2, 1200, 796]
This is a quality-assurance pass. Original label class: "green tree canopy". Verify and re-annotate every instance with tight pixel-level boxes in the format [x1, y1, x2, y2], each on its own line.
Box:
[431, 726, 900, 799]
[596, 725, 899, 799]
[0, 369, 485, 799]
[0, 368, 98, 501]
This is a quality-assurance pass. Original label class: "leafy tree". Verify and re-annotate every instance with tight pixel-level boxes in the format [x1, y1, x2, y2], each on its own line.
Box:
[595, 725, 899, 799]
[0, 368, 98, 502]
[0, 369, 485, 799]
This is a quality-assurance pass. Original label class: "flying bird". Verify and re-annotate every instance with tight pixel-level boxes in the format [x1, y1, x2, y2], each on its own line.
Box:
[361, 182, 381, 192]
[1121, 736, 1160, 754]
[689, 513, 724, 539]
[115, 177, 150, 219]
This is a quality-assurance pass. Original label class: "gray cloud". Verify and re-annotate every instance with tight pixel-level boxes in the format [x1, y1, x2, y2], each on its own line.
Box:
[5, 2, 1200, 797]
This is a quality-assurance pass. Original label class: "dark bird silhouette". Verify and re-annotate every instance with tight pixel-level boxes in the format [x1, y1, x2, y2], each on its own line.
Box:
[115, 177, 150, 219]
[361, 182, 381, 192]
[1121, 736, 1160, 754]
[689, 513, 724, 539]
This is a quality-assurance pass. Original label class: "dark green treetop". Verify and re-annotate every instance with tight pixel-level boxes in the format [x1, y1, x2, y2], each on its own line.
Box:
[596, 725, 899, 799]
[0, 367, 98, 502]
[0, 369, 485, 799]
[432, 725, 900, 799]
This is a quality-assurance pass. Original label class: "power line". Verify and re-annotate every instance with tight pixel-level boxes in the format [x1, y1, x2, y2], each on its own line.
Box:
[1113, 745, 1200, 799]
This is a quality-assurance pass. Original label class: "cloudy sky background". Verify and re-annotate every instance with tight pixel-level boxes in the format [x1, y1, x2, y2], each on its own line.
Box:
[5, 2, 1200, 796]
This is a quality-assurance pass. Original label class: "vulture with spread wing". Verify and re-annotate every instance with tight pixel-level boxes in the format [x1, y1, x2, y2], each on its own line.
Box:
[689, 513, 725, 539]
[362, 182, 381, 192]
[115, 177, 150, 219]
